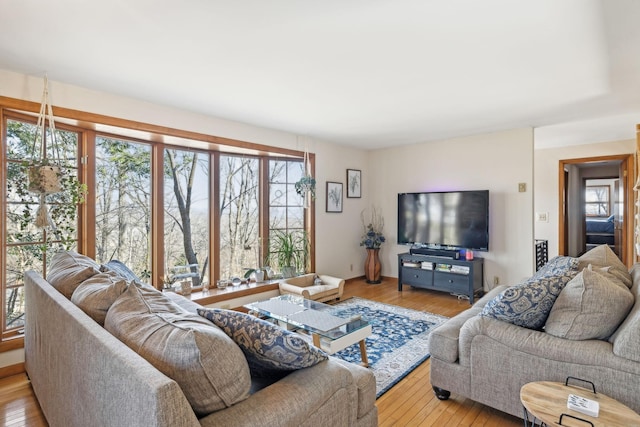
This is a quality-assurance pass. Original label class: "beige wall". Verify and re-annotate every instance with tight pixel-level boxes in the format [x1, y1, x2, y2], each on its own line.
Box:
[533, 139, 635, 258]
[368, 128, 536, 288]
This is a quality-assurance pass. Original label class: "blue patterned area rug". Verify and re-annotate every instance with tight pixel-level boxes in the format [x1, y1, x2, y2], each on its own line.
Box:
[330, 297, 448, 398]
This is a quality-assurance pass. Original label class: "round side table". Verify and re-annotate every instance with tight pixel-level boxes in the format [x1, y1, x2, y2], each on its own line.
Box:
[520, 381, 640, 427]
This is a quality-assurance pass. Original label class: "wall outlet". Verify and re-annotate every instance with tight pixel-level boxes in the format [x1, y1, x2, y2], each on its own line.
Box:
[518, 183, 526, 192]
[535, 212, 549, 222]
[493, 276, 499, 286]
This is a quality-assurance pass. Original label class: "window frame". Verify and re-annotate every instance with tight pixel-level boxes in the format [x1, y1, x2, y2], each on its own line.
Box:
[0, 96, 315, 344]
[585, 185, 611, 217]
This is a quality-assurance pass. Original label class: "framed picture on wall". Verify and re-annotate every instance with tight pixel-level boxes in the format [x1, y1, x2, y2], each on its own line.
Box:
[326, 181, 343, 213]
[347, 169, 361, 198]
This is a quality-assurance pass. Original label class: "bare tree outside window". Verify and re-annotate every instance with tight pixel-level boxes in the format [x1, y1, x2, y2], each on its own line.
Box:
[585, 185, 610, 217]
[94, 137, 152, 278]
[219, 155, 259, 279]
[164, 149, 210, 288]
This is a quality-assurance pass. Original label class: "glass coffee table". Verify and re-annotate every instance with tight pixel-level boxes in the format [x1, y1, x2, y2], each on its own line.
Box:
[245, 294, 372, 366]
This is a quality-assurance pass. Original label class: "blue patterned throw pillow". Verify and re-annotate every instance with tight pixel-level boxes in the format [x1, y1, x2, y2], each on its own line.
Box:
[480, 256, 579, 330]
[197, 308, 328, 376]
[532, 256, 579, 281]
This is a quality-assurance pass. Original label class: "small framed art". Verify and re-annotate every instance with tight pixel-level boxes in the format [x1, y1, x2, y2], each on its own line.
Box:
[326, 181, 343, 213]
[347, 169, 361, 198]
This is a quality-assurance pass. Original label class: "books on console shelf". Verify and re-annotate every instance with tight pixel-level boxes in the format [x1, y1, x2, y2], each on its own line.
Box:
[402, 261, 421, 268]
[421, 261, 433, 270]
[450, 265, 470, 275]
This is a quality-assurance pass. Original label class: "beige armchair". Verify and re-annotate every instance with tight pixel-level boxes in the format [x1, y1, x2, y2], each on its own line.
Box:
[279, 273, 345, 303]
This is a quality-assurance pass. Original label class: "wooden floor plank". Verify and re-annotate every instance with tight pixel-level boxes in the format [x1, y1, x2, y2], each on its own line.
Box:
[0, 277, 521, 426]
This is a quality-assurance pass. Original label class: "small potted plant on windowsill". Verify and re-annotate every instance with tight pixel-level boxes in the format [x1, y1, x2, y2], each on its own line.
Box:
[270, 230, 309, 278]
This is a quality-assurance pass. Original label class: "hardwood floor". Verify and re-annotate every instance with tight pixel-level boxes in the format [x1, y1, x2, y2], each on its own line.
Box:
[0, 277, 522, 426]
[342, 278, 522, 427]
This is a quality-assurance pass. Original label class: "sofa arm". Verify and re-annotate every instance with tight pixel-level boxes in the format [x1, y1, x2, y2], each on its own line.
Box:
[318, 275, 345, 294]
[278, 281, 312, 299]
[429, 306, 483, 363]
[458, 315, 640, 372]
[331, 357, 376, 419]
[199, 360, 359, 427]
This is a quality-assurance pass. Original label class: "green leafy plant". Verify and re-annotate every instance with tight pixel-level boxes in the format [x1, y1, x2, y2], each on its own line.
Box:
[294, 175, 316, 200]
[269, 230, 309, 277]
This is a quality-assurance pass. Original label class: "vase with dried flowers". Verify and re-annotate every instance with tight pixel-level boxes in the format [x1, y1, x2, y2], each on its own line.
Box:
[360, 207, 385, 283]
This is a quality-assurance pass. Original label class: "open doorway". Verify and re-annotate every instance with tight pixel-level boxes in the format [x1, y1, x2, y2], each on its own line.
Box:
[558, 154, 634, 266]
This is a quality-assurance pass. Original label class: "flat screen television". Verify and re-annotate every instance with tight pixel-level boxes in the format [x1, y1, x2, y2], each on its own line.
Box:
[397, 190, 489, 251]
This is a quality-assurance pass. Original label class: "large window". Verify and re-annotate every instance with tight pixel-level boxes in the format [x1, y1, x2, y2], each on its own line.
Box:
[268, 159, 308, 274]
[1, 104, 313, 343]
[94, 137, 152, 277]
[219, 155, 259, 279]
[164, 148, 210, 288]
[3, 118, 80, 336]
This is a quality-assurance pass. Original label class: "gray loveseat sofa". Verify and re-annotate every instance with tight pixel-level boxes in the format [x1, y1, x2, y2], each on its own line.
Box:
[25, 251, 377, 427]
[428, 245, 640, 419]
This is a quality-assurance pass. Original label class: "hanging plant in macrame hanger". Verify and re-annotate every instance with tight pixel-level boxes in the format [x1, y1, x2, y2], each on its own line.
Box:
[294, 139, 316, 209]
[27, 75, 64, 228]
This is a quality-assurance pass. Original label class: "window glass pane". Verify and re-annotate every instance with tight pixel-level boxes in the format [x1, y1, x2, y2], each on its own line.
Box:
[164, 149, 210, 288]
[6, 120, 38, 161]
[287, 161, 304, 182]
[270, 207, 287, 229]
[270, 183, 287, 206]
[4, 118, 81, 332]
[5, 287, 25, 330]
[95, 137, 152, 279]
[219, 155, 259, 279]
[287, 206, 305, 229]
[268, 159, 307, 275]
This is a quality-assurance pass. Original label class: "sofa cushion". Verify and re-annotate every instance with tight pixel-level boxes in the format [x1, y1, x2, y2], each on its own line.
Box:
[105, 284, 251, 416]
[480, 256, 579, 330]
[578, 244, 632, 288]
[609, 264, 640, 362]
[47, 251, 101, 298]
[70, 273, 129, 325]
[198, 308, 328, 377]
[545, 266, 634, 340]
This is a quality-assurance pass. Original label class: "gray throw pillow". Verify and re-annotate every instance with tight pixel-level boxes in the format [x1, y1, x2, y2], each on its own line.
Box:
[578, 244, 632, 288]
[545, 266, 634, 340]
[105, 284, 251, 416]
[71, 273, 129, 325]
[47, 251, 101, 298]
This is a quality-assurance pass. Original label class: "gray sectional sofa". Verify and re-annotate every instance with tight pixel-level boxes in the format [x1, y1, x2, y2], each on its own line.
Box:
[429, 245, 640, 418]
[24, 251, 378, 427]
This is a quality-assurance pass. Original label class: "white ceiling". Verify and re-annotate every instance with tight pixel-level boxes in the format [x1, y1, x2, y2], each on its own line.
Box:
[1, 0, 639, 150]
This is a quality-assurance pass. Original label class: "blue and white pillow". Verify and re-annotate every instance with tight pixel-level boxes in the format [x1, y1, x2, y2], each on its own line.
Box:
[197, 308, 328, 376]
[480, 256, 579, 330]
[532, 256, 580, 281]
